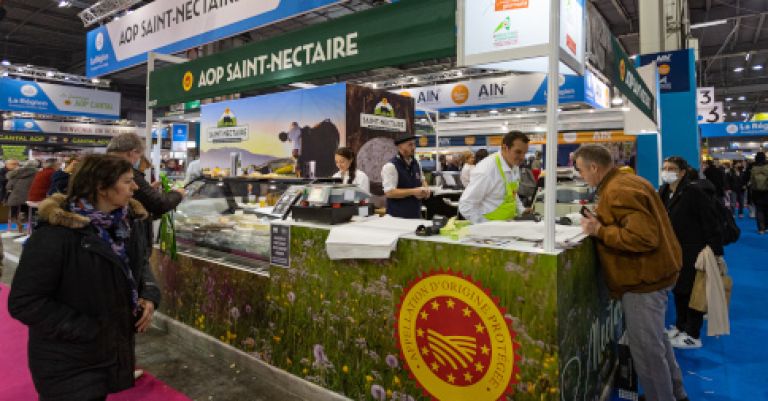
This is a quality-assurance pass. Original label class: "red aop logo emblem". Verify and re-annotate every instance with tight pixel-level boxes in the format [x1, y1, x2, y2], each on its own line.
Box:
[396, 271, 519, 401]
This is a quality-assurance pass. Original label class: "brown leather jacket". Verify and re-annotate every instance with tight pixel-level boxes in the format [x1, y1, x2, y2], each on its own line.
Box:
[593, 169, 682, 298]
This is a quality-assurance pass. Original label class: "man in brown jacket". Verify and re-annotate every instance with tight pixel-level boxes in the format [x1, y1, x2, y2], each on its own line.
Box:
[575, 145, 688, 401]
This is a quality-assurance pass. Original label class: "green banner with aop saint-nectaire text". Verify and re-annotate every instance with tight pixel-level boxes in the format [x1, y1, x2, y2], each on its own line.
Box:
[610, 35, 656, 123]
[149, 0, 456, 108]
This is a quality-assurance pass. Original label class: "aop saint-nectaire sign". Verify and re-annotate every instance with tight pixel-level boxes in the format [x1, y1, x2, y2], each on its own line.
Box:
[149, 0, 457, 108]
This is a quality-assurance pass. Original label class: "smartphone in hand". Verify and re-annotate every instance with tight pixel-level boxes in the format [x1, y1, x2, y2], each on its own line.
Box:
[580, 206, 593, 218]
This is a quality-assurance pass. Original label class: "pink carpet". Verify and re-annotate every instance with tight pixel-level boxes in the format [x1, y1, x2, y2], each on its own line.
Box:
[0, 284, 192, 401]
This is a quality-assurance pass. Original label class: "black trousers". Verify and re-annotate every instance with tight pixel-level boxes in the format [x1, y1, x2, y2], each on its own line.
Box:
[729, 190, 746, 215]
[756, 202, 768, 232]
[674, 291, 704, 339]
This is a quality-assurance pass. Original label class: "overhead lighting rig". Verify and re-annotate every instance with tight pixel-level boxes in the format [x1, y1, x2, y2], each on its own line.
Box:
[78, 0, 143, 27]
[0, 63, 111, 88]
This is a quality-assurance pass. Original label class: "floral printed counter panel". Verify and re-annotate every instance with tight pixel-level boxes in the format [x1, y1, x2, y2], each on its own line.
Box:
[151, 225, 620, 401]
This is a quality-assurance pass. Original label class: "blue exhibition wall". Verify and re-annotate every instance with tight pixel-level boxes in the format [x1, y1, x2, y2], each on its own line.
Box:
[638, 49, 700, 173]
[636, 134, 659, 186]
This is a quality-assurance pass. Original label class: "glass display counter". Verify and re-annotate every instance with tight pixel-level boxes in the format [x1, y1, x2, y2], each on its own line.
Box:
[176, 176, 323, 271]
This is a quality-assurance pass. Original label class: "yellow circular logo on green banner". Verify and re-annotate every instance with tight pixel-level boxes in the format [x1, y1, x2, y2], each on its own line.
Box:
[182, 71, 194, 92]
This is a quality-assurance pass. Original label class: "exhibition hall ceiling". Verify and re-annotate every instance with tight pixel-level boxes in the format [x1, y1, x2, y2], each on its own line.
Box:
[0, 0, 766, 121]
[592, 0, 768, 120]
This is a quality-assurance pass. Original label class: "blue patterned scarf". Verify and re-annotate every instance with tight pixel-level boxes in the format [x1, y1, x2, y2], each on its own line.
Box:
[70, 198, 139, 315]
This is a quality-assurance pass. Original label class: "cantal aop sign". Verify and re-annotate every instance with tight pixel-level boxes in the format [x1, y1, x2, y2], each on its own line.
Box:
[0, 78, 121, 119]
[86, 0, 342, 77]
[149, 0, 457, 108]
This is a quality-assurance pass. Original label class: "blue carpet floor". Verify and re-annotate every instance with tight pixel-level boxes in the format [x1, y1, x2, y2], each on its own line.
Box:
[612, 216, 768, 401]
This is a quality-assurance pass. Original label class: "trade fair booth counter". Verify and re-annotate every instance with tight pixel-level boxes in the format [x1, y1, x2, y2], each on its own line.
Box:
[139, 0, 659, 397]
[150, 178, 621, 401]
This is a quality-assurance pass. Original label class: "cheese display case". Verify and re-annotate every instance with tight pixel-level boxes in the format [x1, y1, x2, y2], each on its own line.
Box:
[176, 177, 322, 271]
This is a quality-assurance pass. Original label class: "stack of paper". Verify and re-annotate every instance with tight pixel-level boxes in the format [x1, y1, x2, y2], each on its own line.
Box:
[326, 216, 429, 260]
[467, 221, 586, 248]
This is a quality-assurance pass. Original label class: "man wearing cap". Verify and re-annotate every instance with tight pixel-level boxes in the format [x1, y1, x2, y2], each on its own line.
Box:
[382, 135, 431, 219]
[459, 131, 530, 223]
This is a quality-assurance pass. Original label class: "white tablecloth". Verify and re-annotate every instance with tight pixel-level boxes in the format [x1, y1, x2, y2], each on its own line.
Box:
[325, 216, 429, 260]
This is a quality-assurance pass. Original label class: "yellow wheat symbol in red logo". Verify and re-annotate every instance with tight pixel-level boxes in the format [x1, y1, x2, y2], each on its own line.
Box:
[426, 329, 477, 370]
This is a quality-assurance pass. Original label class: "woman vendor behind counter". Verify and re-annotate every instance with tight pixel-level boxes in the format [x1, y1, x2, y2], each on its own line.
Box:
[458, 131, 530, 223]
[333, 147, 370, 194]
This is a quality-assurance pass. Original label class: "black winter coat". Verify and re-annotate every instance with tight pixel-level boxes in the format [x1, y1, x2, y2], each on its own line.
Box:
[47, 170, 71, 196]
[0, 167, 9, 202]
[132, 168, 183, 219]
[8, 194, 159, 401]
[659, 176, 724, 294]
[131, 168, 183, 249]
[703, 165, 727, 197]
[726, 169, 747, 193]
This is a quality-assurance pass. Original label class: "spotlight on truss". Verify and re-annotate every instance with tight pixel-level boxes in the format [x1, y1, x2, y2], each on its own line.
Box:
[78, 0, 143, 27]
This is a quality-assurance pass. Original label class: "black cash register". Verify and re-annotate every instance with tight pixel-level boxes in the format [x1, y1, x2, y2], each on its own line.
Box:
[433, 171, 464, 190]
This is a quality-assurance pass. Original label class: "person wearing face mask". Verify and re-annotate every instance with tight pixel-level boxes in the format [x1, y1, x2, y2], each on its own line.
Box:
[459, 131, 529, 223]
[107, 133, 186, 218]
[658, 156, 724, 350]
[106, 133, 175, 380]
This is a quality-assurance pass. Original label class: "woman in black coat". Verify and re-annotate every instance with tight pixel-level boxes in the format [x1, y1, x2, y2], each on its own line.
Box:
[659, 156, 724, 349]
[8, 154, 160, 401]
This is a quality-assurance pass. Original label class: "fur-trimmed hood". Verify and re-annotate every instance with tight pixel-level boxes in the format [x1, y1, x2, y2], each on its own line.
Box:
[38, 193, 149, 229]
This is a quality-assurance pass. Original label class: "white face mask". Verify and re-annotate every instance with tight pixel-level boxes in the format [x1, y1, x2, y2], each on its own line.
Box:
[661, 171, 680, 184]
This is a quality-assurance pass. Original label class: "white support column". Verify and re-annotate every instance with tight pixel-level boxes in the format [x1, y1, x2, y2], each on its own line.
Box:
[146, 52, 156, 162]
[639, 0, 665, 54]
[422, 108, 441, 173]
[543, 0, 560, 253]
[664, 0, 684, 51]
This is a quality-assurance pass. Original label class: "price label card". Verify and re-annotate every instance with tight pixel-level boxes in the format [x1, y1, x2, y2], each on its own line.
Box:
[270, 224, 290, 268]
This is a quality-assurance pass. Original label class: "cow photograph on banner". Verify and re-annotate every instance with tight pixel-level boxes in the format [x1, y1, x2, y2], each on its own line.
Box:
[199, 83, 346, 178]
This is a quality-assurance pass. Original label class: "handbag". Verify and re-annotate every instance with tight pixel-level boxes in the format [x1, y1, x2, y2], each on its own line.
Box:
[689, 258, 733, 312]
[615, 333, 638, 400]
